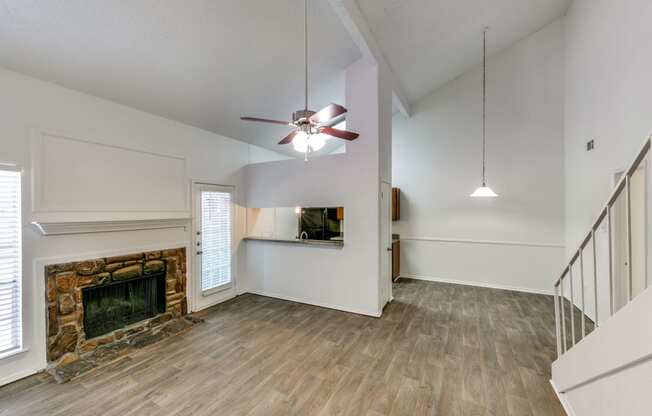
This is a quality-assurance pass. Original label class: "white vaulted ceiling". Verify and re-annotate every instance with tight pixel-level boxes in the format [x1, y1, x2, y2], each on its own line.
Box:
[0, 0, 572, 156]
[0, 0, 361, 156]
[356, 0, 571, 103]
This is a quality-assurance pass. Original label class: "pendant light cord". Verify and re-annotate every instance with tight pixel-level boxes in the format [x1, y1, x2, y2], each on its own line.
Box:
[304, 0, 308, 111]
[482, 27, 487, 186]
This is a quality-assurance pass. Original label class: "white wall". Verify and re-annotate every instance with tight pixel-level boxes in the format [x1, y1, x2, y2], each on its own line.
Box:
[0, 67, 284, 386]
[242, 59, 389, 316]
[392, 19, 566, 294]
[553, 1, 652, 414]
[564, 0, 652, 255]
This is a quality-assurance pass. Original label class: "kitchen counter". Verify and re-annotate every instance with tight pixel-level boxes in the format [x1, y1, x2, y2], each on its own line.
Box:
[244, 236, 344, 247]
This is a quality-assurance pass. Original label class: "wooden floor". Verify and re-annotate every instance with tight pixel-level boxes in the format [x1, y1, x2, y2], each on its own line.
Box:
[0, 279, 565, 416]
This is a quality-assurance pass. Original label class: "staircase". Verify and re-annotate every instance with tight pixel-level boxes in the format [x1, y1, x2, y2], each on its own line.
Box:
[551, 135, 652, 416]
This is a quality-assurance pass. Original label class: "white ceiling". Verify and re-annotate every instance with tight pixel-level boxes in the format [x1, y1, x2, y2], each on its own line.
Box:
[357, 0, 572, 103]
[0, 0, 572, 156]
[0, 0, 361, 157]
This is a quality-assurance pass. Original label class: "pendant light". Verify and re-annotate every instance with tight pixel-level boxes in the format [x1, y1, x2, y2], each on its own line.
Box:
[470, 28, 498, 198]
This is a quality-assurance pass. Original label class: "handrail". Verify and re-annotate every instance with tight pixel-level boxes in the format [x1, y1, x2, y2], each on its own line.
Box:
[554, 135, 651, 357]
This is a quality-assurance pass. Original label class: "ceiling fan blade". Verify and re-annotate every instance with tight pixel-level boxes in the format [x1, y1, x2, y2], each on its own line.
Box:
[320, 127, 359, 141]
[309, 103, 347, 124]
[278, 131, 298, 145]
[241, 116, 292, 126]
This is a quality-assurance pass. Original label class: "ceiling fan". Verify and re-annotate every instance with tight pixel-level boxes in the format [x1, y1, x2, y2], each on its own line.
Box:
[240, 0, 359, 160]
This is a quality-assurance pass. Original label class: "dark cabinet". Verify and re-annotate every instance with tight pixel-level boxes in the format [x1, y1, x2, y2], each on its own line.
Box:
[392, 188, 400, 221]
[392, 240, 400, 281]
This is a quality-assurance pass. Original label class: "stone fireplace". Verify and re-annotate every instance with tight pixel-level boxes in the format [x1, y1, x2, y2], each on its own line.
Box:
[45, 247, 190, 380]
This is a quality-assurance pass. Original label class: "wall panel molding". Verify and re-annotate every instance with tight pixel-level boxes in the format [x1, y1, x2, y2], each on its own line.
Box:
[30, 129, 189, 222]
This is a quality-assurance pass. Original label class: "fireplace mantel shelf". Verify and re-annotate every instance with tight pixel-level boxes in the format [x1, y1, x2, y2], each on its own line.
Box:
[31, 218, 191, 236]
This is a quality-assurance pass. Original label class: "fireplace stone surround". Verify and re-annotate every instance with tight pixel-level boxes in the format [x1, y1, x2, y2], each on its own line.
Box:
[45, 247, 193, 381]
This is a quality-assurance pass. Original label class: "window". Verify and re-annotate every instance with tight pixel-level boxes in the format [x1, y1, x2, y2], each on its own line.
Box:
[0, 169, 21, 356]
[200, 189, 232, 293]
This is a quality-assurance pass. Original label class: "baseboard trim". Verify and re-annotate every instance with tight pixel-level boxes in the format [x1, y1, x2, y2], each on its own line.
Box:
[245, 290, 381, 318]
[400, 274, 554, 296]
[0, 366, 44, 388]
[550, 379, 576, 416]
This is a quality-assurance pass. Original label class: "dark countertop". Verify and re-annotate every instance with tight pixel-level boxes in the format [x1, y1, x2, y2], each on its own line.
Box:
[244, 236, 344, 247]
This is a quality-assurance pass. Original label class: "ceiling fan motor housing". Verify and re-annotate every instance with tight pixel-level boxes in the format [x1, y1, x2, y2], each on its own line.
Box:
[292, 109, 316, 125]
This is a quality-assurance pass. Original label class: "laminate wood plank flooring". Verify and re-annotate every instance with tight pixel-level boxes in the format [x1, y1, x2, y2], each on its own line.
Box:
[0, 279, 566, 416]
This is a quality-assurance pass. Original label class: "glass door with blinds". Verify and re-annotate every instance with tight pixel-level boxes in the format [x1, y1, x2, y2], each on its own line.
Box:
[0, 169, 21, 358]
[193, 183, 235, 310]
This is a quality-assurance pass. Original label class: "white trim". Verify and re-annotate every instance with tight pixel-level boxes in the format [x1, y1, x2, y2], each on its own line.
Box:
[32, 241, 191, 274]
[246, 290, 381, 318]
[0, 365, 43, 388]
[558, 352, 652, 394]
[400, 236, 565, 249]
[400, 274, 555, 296]
[202, 283, 232, 297]
[550, 379, 576, 416]
[0, 347, 29, 361]
[196, 293, 238, 310]
[31, 218, 190, 235]
[0, 163, 22, 172]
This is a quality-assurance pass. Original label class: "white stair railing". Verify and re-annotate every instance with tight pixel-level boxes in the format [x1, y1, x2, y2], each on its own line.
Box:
[555, 135, 651, 357]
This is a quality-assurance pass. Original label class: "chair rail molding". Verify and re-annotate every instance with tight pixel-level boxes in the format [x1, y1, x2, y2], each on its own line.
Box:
[400, 236, 565, 249]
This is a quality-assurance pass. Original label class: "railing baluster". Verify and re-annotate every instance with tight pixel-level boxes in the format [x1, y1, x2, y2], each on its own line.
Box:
[607, 205, 614, 316]
[580, 249, 586, 338]
[569, 265, 576, 346]
[560, 274, 567, 353]
[592, 229, 599, 328]
[555, 284, 562, 357]
[626, 175, 633, 301]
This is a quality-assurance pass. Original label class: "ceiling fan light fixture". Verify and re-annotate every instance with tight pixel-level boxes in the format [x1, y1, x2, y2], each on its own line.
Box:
[292, 132, 326, 153]
[292, 131, 309, 152]
[308, 133, 326, 151]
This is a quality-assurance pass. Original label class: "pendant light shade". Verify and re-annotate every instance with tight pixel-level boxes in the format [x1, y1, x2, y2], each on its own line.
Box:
[470, 185, 498, 198]
[471, 28, 498, 198]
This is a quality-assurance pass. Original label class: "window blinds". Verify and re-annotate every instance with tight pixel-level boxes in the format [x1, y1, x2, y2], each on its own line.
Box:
[201, 190, 232, 292]
[0, 169, 21, 356]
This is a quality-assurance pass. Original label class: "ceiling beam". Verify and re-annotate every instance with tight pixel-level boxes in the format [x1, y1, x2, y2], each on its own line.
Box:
[328, 0, 411, 118]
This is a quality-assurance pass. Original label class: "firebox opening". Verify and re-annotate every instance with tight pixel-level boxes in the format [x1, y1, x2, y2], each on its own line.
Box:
[82, 272, 166, 339]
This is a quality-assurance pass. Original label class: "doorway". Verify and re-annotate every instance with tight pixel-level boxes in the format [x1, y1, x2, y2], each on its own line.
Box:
[613, 164, 647, 311]
[192, 182, 236, 311]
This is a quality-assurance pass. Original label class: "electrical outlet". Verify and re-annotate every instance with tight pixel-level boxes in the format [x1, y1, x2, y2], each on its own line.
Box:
[586, 139, 595, 151]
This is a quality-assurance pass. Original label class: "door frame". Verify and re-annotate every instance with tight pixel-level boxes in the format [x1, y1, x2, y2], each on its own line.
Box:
[379, 180, 393, 313]
[613, 162, 648, 301]
[190, 180, 237, 312]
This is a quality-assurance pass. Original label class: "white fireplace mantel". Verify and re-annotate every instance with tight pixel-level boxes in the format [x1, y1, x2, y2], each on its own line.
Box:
[31, 218, 191, 236]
